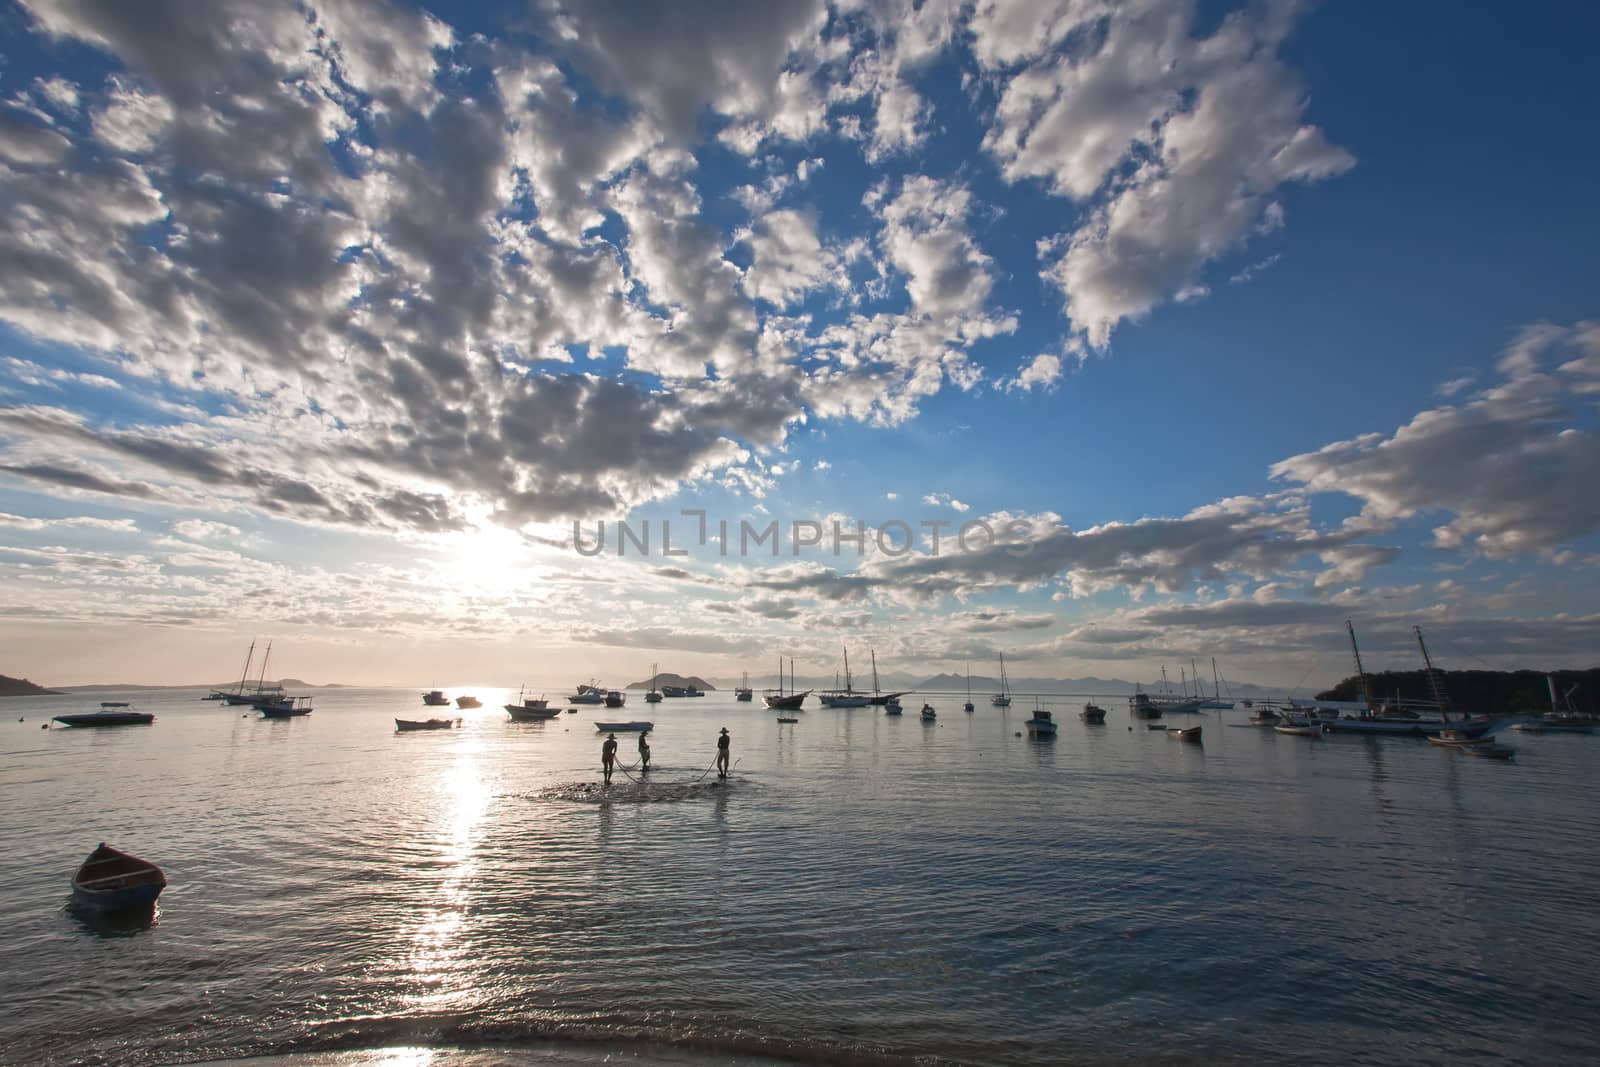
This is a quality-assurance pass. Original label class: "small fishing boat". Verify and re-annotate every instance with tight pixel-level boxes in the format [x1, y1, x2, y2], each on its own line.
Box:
[53, 704, 155, 727]
[1146, 722, 1168, 731]
[661, 685, 687, 698]
[920, 703, 937, 721]
[776, 716, 798, 724]
[504, 687, 555, 719]
[396, 717, 456, 731]
[455, 694, 482, 709]
[570, 682, 607, 705]
[595, 721, 653, 732]
[1025, 707, 1057, 736]
[604, 690, 626, 708]
[884, 698, 902, 716]
[1080, 703, 1107, 724]
[72, 843, 166, 913]
[423, 689, 450, 706]
[258, 696, 313, 718]
[1249, 705, 1284, 726]
[1168, 725, 1202, 743]
[1275, 722, 1322, 737]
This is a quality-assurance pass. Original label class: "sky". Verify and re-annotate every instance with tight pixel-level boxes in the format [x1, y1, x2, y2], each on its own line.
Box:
[0, 0, 1597, 690]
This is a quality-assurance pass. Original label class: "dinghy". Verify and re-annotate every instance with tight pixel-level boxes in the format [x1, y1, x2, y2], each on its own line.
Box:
[594, 721, 653, 732]
[72, 843, 166, 913]
[396, 717, 456, 731]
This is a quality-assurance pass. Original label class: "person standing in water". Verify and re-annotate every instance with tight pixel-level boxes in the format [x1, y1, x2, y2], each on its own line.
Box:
[715, 726, 730, 779]
[602, 732, 618, 785]
[637, 731, 651, 772]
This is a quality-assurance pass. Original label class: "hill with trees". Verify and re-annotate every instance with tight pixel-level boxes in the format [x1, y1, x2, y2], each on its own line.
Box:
[0, 674, 63, 696]
[1316, 668, 1600, 716]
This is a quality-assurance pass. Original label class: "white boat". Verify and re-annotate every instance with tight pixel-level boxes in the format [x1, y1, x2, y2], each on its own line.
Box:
[991, 652, 1012, 707]
[1024, 706, 1056, 736]
[1510, 676, 1594, 733]
[818, 645, 870, 707]
[594, 721, 652, 732]
[884, 697, 902, 716]
[570, 682, 606, 705]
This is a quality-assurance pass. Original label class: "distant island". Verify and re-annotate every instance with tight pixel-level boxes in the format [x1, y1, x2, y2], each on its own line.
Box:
[0, 673, 63, 697]
[58, 677, 347, 692]
[1316, 668, 1600, 715]
[625, 672, 716, 691]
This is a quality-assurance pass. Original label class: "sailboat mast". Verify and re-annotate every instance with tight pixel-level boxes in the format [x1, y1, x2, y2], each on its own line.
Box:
[256, 640, 272, 692]
[871, 650, 880, 695]
[1191, 658, 1199, 699]
[1161, 666, 1169, 696]
[235, 639, 256, 695]
[1212, 657, 1220, 700]
[1548, 675, 1559, 713]
[1414, 625, 1451, 721]
[1346, 620, 1373, 710]
[790, 658, 796, 694]
[844, 645, 852, 692]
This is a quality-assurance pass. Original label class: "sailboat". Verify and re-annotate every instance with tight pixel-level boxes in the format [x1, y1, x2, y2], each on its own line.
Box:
[964, 661, 975, 713]
[1321, 622, 1491, 738]
[763, 657, 809, 710]
[1511, 676, 1595, 734]
[864, 650, 907, 705]
[220, 639, 286, 706]
[249, 642, 312, 716]
[1198, 657, 1234, 709]
[645, 663, 663, 703]
[819, 645, 869, 707]
[991, 652, 1012, 707]
[734, 671, 754, 702]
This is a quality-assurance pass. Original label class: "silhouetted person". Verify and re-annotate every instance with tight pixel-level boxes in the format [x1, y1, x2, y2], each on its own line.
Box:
[637, 731, 651, 772]
[602, 732, 618, 785]
[716, 726, 730, 779]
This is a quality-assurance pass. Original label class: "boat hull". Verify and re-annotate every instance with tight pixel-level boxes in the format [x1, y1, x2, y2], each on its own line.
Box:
[819, 694, 870, 708]
[72, 844, 166, 914]
[595, 721, 653, 732]
[396, 718, 454, 731]
[53, 712, 154, 727]
[763, 691, 809, 710]
[1323, 716, 1491, 738]
[506, 705, 562, 721]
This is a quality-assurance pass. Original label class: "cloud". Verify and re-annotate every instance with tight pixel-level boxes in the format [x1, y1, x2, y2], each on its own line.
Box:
[978, 1, 1352, 346]
[1009, 352, 1063, 392]
[1273, 322, 1600, 558]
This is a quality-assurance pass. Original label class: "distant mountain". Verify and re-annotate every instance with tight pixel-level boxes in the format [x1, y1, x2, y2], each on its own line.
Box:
[910, 672, 1280, 698]
[624, 672, 717, 691]
[0, 674, 63, 697]
[60, 677, 344, 691]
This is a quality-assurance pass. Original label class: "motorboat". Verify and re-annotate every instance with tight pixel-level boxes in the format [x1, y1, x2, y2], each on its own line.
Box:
[1168, 725, 1202, 743]
[396, 717, 456, 731]
[72, 843, 166, 913]
[1025, 707, 1057, 736]
[595, 721, 653, 732]
[53, 704, 155, 727]
[1080, 703, 1107, 724]
[257, 696, 313, 718]
[604, 690, 627, 708]
[570, 682, 607, 705]
[661, 685, 687, 698]
[884, 697, 902, 716]
[455, 695, 482, 710]
[685, 685, 704, 697]
[423, 689, 450, 706]
[920, 703, 937, 721]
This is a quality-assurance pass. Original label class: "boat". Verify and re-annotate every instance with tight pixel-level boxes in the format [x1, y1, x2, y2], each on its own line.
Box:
[220, 640, 288, 706]
[1275, 722, 1322, 737]
[604, 690, 626, 708]
[1248, 704, 1284, 725]
[685, 685, 704, 697]
[1134, 667, 1205, 714]
[992, 652, 1012, 707]
[763, 657, 809, 710]
[920, 703, 937, 721]
[257, 696, 313, 718]
[819, 646, 871, 707]
[455, 695, 482, 710]
[396, 717, 455, 731]
[422, 689, 450, 706]
[1080, 702, 1106, 724]
[1146, 722, 1168, 730]
[661, 685, 686, 698]
[735, 672, 753, 702]
[1460, 742, 1516, 760]
[72, 843, 166, 913]
[1321, 623, 1492, 739]
[595, 721, 652, 732]
[1511, 676, 1595, 733]
[1198, 658, 1235, 709]
[1428, 731, 1490, 748]
[777, 716, 799, 724]
[864, 650, 908, 706]
[504, 687, 557, 719]
[964, 663, 975, 713]
[202, 690, 226, 701]
[53, 704, 155, 727]
[1128, 692, 1165, 719]
[884, 697, 902, 715]
[645, 664, 663, 703]
[1025, 705, 1057, 736]
[1168, 725, 1202, 743]
[570, 682, 607, 704]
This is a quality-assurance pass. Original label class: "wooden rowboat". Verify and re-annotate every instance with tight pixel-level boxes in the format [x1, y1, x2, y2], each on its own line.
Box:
[396, 717, 456, 731]
[1168, 725, 1202, 743]
[73, 843, 166, 913]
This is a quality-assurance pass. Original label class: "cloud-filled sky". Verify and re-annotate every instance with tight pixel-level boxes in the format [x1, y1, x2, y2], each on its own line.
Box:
[1, 0, 1597, 688]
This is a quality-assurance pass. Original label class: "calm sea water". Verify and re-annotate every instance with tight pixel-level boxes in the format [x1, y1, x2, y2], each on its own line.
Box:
[2, 687, 1597, 1066]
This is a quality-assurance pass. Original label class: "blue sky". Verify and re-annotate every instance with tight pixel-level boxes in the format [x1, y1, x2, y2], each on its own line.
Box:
[0, 0, 1597, 688]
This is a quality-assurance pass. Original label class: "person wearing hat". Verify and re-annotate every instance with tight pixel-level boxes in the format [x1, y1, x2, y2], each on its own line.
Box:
[602, 732, 618, 785]
[637, 730, 651, 773]
[715, 726, 730, 779]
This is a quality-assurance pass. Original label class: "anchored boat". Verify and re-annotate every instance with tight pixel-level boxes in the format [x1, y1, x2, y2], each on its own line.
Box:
[72, 843, 166, 913]
[53, 703, 155, 727]
[396, 717, 456, 731]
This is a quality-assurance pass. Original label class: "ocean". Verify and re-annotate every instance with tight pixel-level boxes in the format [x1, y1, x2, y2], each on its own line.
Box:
[2, 687, 1596, 1065]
